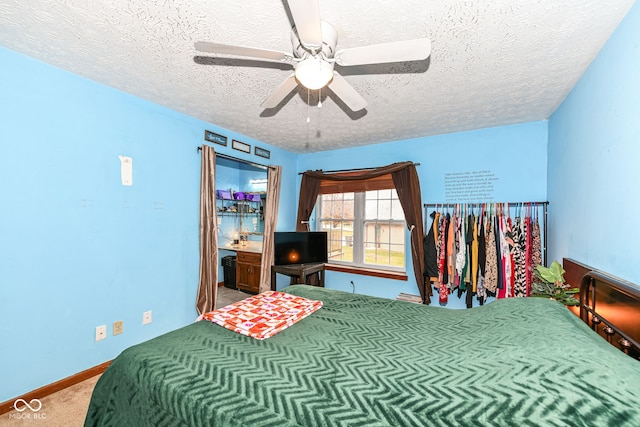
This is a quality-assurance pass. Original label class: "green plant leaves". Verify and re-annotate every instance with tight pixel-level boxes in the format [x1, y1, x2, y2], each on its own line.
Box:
[532, 260, 579, 305]
[535, 261, 566, 284]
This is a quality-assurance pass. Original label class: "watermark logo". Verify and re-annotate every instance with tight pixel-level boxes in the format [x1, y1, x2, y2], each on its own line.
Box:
[9, 399, 46, 420]
[14, 398, 42, 412]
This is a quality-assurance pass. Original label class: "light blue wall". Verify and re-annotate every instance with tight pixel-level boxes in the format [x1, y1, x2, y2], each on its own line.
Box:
[0, 46, 297, 401]
[547, 1, 640, 285]
[294, 122, 548, 307]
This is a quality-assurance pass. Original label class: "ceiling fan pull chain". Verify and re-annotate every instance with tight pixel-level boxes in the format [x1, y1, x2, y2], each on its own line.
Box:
[318, 88, 322, 108]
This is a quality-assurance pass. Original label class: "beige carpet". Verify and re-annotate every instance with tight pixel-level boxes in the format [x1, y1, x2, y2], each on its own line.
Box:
[0, 374, 101, 427]
[0, 287, 250, 426]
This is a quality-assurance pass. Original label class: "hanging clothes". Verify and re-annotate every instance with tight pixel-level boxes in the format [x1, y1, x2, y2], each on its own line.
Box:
[447, 210, 457, 288]
[511, 216, 527, 297]
[494, 214, 504, 296]
[463, 213, 474, 290]
[437, 212, 449, 303]
[436, 212, 447, 289]
[423, 211, 439, 285]
[477, 211, 487, 280]
[497, 211, 509, 299]
[422, 202, 546, 307]
[484, 214, 498, 294]
[442, 212, 451, 287]
[504, 213, 515, 298]
[530, 212, 543, 297]
[471, 213, 479, 293]
[476, 211, 487, 304]
[455, 205, 467, 287]
[524, 214, 533, 296]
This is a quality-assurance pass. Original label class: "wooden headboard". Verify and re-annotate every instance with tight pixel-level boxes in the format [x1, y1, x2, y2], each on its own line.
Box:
[564, 258, 640, 359]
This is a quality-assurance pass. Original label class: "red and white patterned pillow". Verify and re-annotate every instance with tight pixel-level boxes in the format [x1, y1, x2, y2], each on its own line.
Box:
[199, 291, 323, 340]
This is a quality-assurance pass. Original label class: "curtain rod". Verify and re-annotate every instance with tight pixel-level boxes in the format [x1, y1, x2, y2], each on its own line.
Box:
[424, 201, 548, 207]
[197, 146, 275, 170]
[297, 162, 420, 175]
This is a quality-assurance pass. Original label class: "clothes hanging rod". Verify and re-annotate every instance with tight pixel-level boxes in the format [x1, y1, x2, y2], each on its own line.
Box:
[424, 200, 549, 265]
[197, 146, 275, 170]
[298, 162, 420, 175]
[424, 201, 549, 207]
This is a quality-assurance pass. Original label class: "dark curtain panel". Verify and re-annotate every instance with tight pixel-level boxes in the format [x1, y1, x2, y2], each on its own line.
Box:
[391, 165, 429, 304]
[296, 162, 428, 303]
[295, 173, 321, 231]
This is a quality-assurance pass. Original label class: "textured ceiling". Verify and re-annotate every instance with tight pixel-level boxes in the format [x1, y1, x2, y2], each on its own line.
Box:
[0, 0, 635, 153]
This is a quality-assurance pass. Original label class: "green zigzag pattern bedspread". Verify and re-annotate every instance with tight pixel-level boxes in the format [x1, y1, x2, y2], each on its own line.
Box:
[85, 285, 640, 427]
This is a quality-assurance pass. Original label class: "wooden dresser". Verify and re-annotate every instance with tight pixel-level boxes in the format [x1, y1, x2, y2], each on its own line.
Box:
[236, 250, 262, 294]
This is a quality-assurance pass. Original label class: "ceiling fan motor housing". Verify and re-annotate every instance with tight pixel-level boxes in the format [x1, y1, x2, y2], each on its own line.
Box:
[291, 21, 338, 59]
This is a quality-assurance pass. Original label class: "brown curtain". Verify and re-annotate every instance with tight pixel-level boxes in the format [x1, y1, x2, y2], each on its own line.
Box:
[296, 161, 430, 303]
[259, 165, 282, 293]
[295, 173, 321, 231]
[196, 145, 219, 314]
[391, 165, 428, 304]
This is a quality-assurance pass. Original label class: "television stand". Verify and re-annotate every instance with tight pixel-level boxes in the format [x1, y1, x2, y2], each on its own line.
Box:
[271, 263, 325, 291]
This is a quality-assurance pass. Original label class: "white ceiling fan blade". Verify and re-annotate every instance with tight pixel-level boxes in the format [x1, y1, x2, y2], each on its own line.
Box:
[261, 74, 299, 109]
[195, 41, 293, 63]
[287, 0, 323, 50]
[335, 38, 431, 66]
[327, 72, 367, 111]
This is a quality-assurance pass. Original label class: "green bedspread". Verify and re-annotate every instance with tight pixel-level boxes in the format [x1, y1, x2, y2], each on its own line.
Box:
[85, 286, 640, 426]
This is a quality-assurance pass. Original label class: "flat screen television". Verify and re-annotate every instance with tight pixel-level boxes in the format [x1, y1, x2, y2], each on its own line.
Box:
[273, 232, 328, 265]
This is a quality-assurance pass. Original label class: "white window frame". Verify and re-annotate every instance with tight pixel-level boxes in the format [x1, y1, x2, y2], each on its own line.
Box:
[316, 190, 406, 273]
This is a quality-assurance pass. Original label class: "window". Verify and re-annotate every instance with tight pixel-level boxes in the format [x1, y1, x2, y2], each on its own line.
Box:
[317, 189, 406, 271]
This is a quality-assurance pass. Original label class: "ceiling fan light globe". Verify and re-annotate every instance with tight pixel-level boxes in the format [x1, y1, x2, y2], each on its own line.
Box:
[295, 58, 334, 90]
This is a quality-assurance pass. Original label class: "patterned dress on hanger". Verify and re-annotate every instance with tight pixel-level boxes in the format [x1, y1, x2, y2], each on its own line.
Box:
[476, 214, 487, 302]
[531, 217, 542, 273]
[511, 217, 527, 297]
[484, 217, 498, 293]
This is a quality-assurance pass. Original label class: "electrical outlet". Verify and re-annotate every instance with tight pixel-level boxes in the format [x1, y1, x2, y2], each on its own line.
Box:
[113, 320, 124, 335]
[95, 325, 107, 341]
[143, 310, 152, 325]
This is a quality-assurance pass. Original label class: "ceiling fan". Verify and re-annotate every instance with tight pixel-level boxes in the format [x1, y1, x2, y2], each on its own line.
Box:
[194, 0, 431, 112]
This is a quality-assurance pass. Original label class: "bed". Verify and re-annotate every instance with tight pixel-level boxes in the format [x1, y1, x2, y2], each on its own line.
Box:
[85, 270, 640, 426]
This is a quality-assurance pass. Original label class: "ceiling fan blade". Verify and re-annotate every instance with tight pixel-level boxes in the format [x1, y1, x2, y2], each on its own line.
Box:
[261, 74, 299, 109]
[327, 72, 367, 111]
[287, 0, 323, 50]
[195, 41, 293, 63]
[335, 38, 431, 66]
